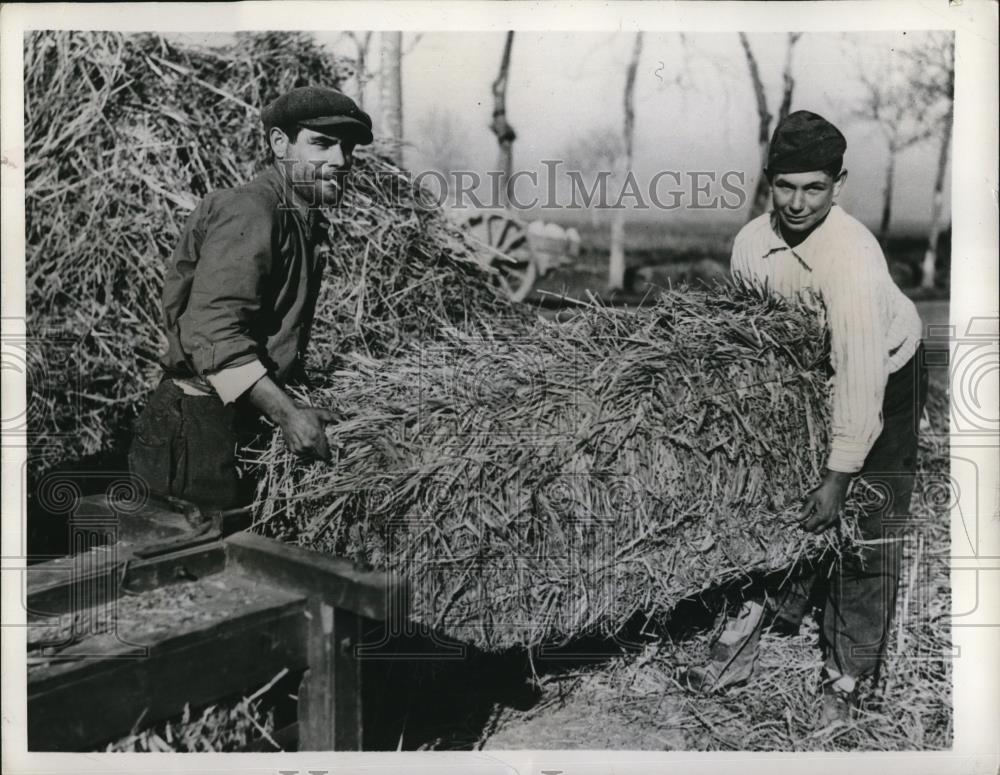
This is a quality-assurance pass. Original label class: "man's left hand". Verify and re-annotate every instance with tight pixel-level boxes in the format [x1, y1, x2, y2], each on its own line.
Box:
[799, 470, 852, 533]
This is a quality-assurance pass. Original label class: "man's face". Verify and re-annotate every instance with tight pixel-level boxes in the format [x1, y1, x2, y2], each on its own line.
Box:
[770, 169, 846, 234]
[271, 126, 356, 207]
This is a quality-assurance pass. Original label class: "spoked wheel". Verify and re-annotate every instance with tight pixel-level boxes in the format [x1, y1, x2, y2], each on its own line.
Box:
[461, 211, 538, 303]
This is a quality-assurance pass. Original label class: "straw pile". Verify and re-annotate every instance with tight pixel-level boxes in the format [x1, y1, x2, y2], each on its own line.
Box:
[24, 30, 518, 478]
[252, 285, 859, 650]
[106, 678, 281, 753]
[484, 367, 953, 751]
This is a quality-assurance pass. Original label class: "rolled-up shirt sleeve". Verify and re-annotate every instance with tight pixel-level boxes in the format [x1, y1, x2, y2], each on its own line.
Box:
[822, 241, 889, 473]
[178, 193, 276, 377]
[207, 358, 268, 405]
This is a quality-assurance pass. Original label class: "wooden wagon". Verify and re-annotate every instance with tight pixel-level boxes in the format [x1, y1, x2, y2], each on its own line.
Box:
[456, 209, 581, 302]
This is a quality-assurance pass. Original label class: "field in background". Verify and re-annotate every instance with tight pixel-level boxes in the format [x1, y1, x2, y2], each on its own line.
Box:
[524, 211, 951, 305]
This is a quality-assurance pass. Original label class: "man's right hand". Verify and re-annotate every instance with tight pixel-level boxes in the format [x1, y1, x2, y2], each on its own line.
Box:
[279, 405, 339, 461]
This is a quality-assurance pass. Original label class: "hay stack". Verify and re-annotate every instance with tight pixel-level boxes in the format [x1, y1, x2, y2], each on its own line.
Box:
[25, 29, 856, 652]
[252, 286, 855, 651]
[24, 30, 519, 477]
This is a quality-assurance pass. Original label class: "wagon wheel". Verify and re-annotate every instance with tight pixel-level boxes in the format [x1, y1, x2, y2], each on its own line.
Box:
[462, 211, 538, 303]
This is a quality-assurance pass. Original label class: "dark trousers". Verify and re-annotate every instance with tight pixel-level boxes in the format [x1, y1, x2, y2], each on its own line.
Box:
[127, 378, 266, 510]
[772, 344, 929, 679]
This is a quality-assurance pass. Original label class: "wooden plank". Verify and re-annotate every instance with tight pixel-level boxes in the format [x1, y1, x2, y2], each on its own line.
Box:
[74, 493, 194, 546]
[28, 572, 301, 684]
[132, 527, 221, 559]
[332, 608, 364, 749]
[119, 541, 228, 593]
[42, 493, 248, 554]
[128, 507, 250, 559]
[27, 541, 227, 618]
[28, 573, 308, 751]
[297, 600, 364, 750]
[26, 544, 130, 618]
[25, 492, 210, 616]
[225, 534, 400, 751]
[214, 505, 253, 535]
[224, 532, 408, 623]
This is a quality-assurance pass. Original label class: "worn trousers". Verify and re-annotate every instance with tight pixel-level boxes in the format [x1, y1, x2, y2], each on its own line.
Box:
[127, 378, 267, 510]
[772, 344, 929, 679]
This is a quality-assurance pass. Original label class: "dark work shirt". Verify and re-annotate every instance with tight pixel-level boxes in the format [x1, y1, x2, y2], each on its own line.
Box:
[160, 166, 328, 391]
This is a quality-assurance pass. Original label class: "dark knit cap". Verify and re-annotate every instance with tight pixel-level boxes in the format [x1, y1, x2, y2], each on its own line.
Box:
[261, 86, 373, 145]
[766, 110, 846, 175]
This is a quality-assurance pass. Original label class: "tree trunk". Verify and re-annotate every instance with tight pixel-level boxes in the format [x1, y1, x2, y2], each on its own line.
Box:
[355, 32, 373, 110]
[379, 32, 403, 164]
[740, 32, 773, 221]
[777, 32, 802, 124]
[608, 32, 643, 292]
[490, 32, 517, 208]
[878, 149, 896, 248]
[921, 104, 952, 289]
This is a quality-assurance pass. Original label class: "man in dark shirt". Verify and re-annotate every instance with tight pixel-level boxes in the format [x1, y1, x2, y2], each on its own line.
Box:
[129, 86, 373, 509]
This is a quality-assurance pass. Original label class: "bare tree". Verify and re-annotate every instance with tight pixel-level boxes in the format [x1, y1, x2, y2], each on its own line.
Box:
[740, 32, 803, 221]
[562, 126, 624, 227]
[901, 33, 954, 289]
[608, 32, 643, 292]
[777, 33, 802, 123]
[850, 49, 937, 249]
[341, 32, 375, 109]
[490, 31, 517, 208]
[380, 31, 403, 164]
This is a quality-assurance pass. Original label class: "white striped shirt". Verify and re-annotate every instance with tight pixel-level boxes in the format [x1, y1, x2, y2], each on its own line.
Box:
[730, 205, 923, 473]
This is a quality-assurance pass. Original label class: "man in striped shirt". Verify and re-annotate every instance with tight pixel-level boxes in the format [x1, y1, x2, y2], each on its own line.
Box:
[684, 111, 928, 727]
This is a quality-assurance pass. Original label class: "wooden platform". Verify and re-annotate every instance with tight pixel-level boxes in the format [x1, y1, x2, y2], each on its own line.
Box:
[25, 494, 407, 752]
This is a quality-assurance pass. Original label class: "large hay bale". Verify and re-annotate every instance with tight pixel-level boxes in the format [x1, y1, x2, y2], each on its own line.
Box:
[24, 31, 520, 477]
[252, 286, 856, 651]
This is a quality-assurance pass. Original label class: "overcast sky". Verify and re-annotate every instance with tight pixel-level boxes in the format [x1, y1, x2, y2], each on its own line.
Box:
[320, 29, 952, 234]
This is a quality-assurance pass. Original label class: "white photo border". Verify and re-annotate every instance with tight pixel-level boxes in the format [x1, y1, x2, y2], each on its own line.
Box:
[2, 2, 997, 774]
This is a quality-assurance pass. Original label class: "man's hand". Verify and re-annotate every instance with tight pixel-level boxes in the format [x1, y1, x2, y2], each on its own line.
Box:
[247, 375, 339, 461]
[799, 469, 852, 533]
[279, 405, 340, 461]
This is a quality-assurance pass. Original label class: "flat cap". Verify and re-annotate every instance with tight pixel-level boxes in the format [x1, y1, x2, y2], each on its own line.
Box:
[261, 86, 374, 145]
[766, 110, 846, 175]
